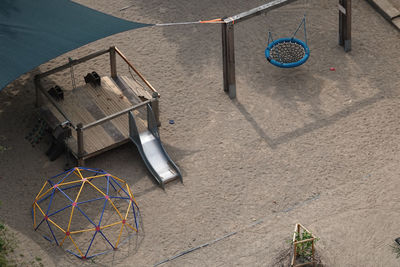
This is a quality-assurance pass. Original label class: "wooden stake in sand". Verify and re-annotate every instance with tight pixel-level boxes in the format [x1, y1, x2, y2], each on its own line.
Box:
[291, 223, 317, 267]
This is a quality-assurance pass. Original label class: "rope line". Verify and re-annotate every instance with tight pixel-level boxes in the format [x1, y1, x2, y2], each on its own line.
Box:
[68, 57, 76, 90]
[155, 18, 223, 26]
[153, 194, 320, 266]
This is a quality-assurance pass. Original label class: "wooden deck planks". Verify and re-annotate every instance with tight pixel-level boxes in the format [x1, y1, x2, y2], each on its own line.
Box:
[81, 80, 130, 140]
[44, 75, 149, 158]
[104, 76, 148, 127]
[119, 75, 153, 100]
[64, 87, 118, 152]
[46, 89, 116, 155]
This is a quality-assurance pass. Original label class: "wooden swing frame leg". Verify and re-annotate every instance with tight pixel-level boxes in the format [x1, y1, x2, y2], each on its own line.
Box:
[339, 0, 352, 52]
[222, 22, 236, 99]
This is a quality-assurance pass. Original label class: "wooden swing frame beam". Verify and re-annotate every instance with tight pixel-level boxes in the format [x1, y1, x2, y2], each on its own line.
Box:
[222, 0, 352, 99]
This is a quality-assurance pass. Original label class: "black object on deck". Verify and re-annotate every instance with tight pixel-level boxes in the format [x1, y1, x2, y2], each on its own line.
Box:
[47, 85, 64, 101]
[84, 71, 101, 87]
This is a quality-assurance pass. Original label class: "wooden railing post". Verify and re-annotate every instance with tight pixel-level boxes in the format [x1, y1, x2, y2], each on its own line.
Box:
[151, 92, 161, 127]
[291, 223, 298, 266]
[312, 239, 316, 267]
[77, 123, 84, 166]
[110, 46, 117, 78]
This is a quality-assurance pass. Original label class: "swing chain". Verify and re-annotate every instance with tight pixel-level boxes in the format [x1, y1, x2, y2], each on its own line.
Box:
[267, 15, 308, 45]
[291, 15, 307, 45]
[267, 31, 274, 45]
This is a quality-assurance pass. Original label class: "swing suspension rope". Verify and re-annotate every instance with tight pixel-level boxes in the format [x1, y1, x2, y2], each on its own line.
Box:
[265, 15, 310, 68]
[155, 18, 223, 26]
[68, 57, 77, 90]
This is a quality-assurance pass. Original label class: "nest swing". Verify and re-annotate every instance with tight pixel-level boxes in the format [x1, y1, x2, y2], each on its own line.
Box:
[265, 16, 310, 68]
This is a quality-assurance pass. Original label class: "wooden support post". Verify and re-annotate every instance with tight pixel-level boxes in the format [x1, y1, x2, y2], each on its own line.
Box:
[339, 0, 351, 52]
[291, 223, 298, 266]
[110, 46, 117, 78]
[222, 22, 229, 93]
[312, 239, 316, 267]
[151, 92, 161, 127]
[222, 22, 236, 99]
[76, 123, 85, 166]
[292, 241, 297, 266]
[78, 158, 84, 166]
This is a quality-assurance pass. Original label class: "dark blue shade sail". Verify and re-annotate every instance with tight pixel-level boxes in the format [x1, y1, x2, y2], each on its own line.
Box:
[0, 0, 152, 90]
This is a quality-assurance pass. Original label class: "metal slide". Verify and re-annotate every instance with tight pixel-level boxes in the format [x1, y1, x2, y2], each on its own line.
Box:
[129, 104, 182, 188]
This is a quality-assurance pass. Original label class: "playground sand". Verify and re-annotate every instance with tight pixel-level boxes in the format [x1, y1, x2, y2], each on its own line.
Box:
[1, 0, 400, 266]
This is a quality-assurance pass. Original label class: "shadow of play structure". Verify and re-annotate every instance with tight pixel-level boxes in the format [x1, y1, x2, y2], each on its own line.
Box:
[34, 46, 182, 188]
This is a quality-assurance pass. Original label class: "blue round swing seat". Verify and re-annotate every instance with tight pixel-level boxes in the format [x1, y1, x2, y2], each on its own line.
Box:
[265, 37, 310, 68]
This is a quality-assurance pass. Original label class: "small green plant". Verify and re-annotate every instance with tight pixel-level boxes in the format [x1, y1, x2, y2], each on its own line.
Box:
[293, 231, 319, 261]
[391, 243, 400, 258]
[0, 200, 17, 267]
[0, 221, 17, 266]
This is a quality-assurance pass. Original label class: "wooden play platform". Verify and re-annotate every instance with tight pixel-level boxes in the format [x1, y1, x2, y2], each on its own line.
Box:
[34, 47, 160, 165]
[45, 75, 150, 157]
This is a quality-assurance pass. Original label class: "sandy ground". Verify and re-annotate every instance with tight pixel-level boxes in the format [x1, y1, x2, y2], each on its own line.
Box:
[1, 0, 400, 266]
